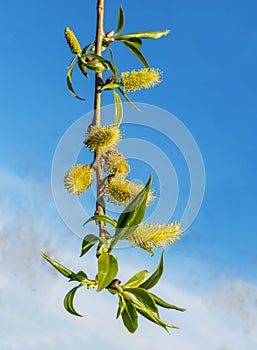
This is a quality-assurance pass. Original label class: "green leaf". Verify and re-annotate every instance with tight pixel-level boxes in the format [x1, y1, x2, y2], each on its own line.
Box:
[78, 56, 89, 79]
[123, 270, 149, 288]
[121, 299, 138, 333]
[135, 304, 178, 332]
[107, 288, 117, 295]
[118, 88, 140, 111]
[115, 30, 170, 40]
[125, 288, 158, 314]
[120, 40, 148, 67]
[117, 174, 152, 228]
[139, 245, 154, 256]
[85, 60, 109, 73]
[102, 83, 121, 90]
[116, 5, 125, 35]
[83, 215, 117, 228]
[80, 234, 99, 257]
[149, 293, 186, 312]
[67, 59, 85, 100]
[116, 293, 126, 319]
[113, 90, 123, 126]
[112, 175, 152, 247]
[82, 42, 93, 55]
[97, 253, 118, 291]
[69, 271, 90, 284]
[41, 252, 73, 278]
[139, 251, 164, 290]
[63, 284, 83, 317]
[121, 37, 142, 50]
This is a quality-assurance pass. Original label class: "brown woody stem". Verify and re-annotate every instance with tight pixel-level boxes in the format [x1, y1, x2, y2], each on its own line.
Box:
[91, 0, 110, 242]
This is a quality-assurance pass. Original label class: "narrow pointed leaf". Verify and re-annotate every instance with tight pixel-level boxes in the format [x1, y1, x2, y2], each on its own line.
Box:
[110, 175, 152, 250]
[41, 252, 73, 278]
[115, 30, 170, 40]
[121, 37, 142, 50]
[78, 56, 89, 79]
[69, 271, 90, 284]
[80, 234, 99, 257]
[63, 284, 83, 317]
[97, 253, 118, 291]
[123, 270, 149, 288]
[85, 60, 109, 73]
[83, 215, 117, 228]
[139, 251, 164, 290]
[102, 83, 121, 90]
[149, 293, 186, 312]
[116, 174, 152, 229]
[121, 299, 138, 333]
[135, 304, 179, 332]
[118, 88, 140, 111]
[116, 293, 126, 319]
[67, 60, 85, 100]
[125, 288, 158, 314]
[113, 90, 123, 126]
[116, 5, 125, 35]
[139, 245, 154, 255]
[120, 40, 148, 67]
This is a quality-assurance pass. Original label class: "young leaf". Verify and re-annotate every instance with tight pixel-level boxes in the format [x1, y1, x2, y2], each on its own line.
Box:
[123, 270, 149, 288]
[149, 293, 186, 312]
[63, 284, 83, 317]
[125, 288, 158, 314]
[78, 56, 89, 79]
[109, 175, 152, 251]
[41, 252, 73, 279]
[115, 30, 170, 40]
[80, 234, 99, 257]
[120, 40, 148, 67]
[121, 37, 142, 50]
[113, 90, 123, 126]
[118, 88, 140, 111]
[139, 245, 154, 256]
[67, 59, 85, 100]
[97, 253, 118, 291]
[102, 83, 121, 90]
[139, 251, 164, 290]
[69, 271, 90, 283]
[135, 304, 178, 332]
[121, 299, 138, 333]
[116, 5, 125, 35]
[85, 60, 109, 73]
[83, 215, 117, 228]
[116, 293, 126, 319]
[117, 174, 152, 228]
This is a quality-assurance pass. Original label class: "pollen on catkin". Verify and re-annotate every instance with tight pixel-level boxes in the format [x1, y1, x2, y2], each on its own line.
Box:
[64, 27, 82, 54]
[84, 125, 122, 152]
[104, 178, 155, 206]
[121, 68, 162, 92]
[102, 150, 130, 178]
[64, 164, 93, 195]
[128, 222, 183, 248]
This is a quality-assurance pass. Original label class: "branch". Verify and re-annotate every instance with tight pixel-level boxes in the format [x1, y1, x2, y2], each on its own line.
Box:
[91, 0, 110, 240]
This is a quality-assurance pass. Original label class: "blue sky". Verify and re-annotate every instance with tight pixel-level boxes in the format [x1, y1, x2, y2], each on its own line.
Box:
[0, 0, 257, 349]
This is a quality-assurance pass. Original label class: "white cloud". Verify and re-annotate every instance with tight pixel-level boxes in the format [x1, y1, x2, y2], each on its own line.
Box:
[0, 167, 256, 350]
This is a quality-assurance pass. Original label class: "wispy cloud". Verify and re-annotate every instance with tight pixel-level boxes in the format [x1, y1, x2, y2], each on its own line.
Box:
[0, 167, 256, 350]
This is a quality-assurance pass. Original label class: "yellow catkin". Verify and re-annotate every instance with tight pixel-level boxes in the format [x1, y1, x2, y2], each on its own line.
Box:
[64, 27, 81, 54]
[102, 150, 130, 177]
[84, 125, 122, 152]
[121, 68, 162, 92]
[104, 178, 155, 206]
[64, 164, 93, 195]
[128, 222, 183, 248]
